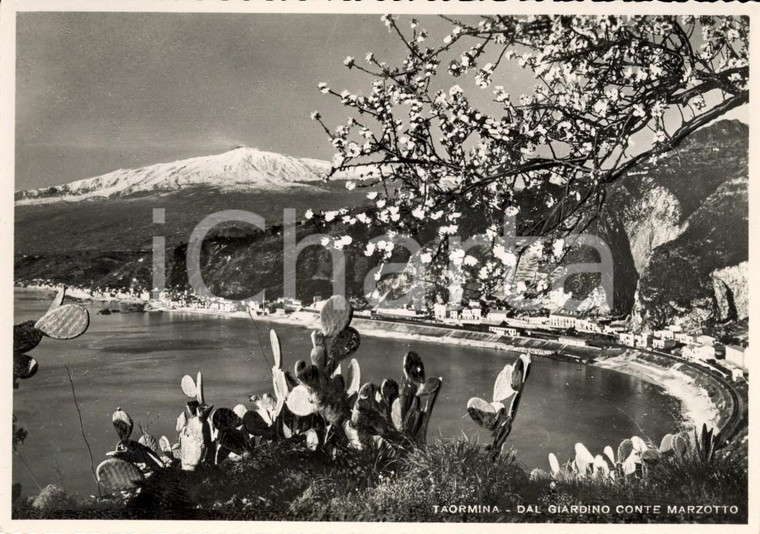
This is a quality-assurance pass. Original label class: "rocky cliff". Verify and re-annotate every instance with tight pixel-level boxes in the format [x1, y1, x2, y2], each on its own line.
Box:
[598, 119, 748, 329]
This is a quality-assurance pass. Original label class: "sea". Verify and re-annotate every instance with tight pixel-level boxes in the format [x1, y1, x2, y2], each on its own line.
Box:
[13, 289, 682, 498]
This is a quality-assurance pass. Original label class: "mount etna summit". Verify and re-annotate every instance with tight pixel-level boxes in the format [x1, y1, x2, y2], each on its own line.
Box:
[16, 146, 340, 204]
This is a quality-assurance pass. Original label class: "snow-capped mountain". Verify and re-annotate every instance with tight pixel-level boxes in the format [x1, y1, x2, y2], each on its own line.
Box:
[15, 147, 342, 205]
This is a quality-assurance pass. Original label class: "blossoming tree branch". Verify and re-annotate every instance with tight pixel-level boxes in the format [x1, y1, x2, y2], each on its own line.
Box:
[310, 15, 748, 301]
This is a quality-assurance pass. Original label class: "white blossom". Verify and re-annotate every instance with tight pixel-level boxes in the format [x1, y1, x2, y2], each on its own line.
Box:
[552, 239, 565, 259]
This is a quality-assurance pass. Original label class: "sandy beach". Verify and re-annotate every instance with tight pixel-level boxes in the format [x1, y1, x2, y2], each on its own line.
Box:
[595, 352, 722, 430]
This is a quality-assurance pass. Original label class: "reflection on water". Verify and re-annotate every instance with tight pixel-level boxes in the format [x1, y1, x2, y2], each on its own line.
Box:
[13, 290, 681, 497]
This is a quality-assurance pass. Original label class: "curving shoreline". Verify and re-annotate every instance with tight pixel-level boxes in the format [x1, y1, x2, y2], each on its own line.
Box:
[595, 352, 722, 431]
[15, 285, 728, 435]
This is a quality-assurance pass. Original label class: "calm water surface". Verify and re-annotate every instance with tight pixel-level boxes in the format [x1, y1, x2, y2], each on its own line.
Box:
[13, 290, 681, 497]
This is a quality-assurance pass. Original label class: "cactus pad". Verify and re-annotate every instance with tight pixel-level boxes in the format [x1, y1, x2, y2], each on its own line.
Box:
[492, 364, 515, 403]
[641, 448, 661, 462]
[659, 434, 675, 454]
[593, 454, 610, 475]
[112, 408, 133, 440]
[673, 433, 689, 456]
[181, 375, 197, 399]
[286, 384, 318, 416]
[519, 353, 532, 382]
[418, 377, 441, 396]
[343, 420, 362, 450]
[196, 371, 205, 404]
[617, 439, 633, 464]
[242, 410, 272, 436]
[269, 329, 282, 370]
[35, 304, 90, 340]
[329, 327, 361, 363]
[138, 433, 161, 457]
[603, 445, 616, 465]
[297, 364, 323, 391]
[176, 411, 188, 432]
[390, 398, 403, 431]
[14, 322, 43, 353]
[305, 428, 319, 451]
[159, 435, 172, 454]
[574, 443, 594, 474]
[403, 351, 425, 385]
[548, 452, 560, 474]
[212, 407, 239, 431]
[630, 435, 647, 453]
[319, 295, 352, 337]
[218, 428, 251, 456]
[50, 287, 66, 308]
[347, 359, 361, 396]
[380, 378, 399, 405]
[233, 404, 248, 420]
[510, 358, 525, 390]
[14, 354, 39, 380]
[351, 383, 388, 435]
[179, 410, 212, 471]
[466, 397, 501, 431]
[250, 393, 277, 425]
[96, 458, 145, 491]
[310, 345, 326, 370]
[272, 368, 289, 402]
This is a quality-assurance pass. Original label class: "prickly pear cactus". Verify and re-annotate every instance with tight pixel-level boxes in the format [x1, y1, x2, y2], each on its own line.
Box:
[14, 322, 43, 354]
[112, 408, 133, 441]
[35, 304, 90, 340]
[467, 353, 532, 459]
[138, 432, 161, 458]
[270, 329, 282, 370]
[13, 354, 39, 381]
[466, 397, 502, 431]
[347, 351, 441, 447]
[12, 288, 90, 388]
[96, 458, 145, 492]
[329, 327, 361, 363]
[178, 404, 213, 471]
[319, 295, 352, 338]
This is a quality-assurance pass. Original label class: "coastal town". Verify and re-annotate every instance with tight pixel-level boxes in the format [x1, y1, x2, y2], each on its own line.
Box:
[17, 279, 749, 384]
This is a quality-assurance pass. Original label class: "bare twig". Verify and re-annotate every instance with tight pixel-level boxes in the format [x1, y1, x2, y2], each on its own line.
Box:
[15, 450, 42, 491]
[64, 365, 101, 497]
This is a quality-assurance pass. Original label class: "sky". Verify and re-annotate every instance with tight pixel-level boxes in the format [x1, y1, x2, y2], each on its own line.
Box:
[15, 13, 485, 190]
[15, 13, 747, 191]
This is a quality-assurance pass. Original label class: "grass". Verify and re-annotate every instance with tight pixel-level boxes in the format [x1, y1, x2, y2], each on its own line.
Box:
[12, 435, 748, 523]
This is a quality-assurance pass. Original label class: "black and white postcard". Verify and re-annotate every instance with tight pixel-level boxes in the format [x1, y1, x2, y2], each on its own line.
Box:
[2, 1, 757, 531]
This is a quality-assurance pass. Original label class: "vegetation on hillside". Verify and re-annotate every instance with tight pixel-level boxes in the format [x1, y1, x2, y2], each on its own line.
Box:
[13, 435, 748, 523]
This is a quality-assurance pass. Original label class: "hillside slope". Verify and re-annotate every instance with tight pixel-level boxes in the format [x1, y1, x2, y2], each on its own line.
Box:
[14, 121, 748, 330]
[15, 147, 340, 205]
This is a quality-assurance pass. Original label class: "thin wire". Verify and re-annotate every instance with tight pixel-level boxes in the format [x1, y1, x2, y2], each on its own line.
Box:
[248, 310, 272, 370]
[64, 365, 101, 497]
